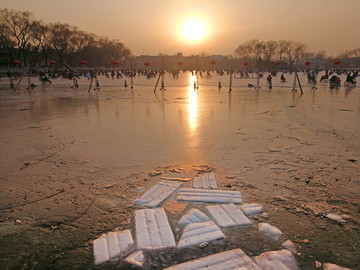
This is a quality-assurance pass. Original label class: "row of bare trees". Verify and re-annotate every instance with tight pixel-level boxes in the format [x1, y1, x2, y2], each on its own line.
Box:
[0, 9, 132, 67]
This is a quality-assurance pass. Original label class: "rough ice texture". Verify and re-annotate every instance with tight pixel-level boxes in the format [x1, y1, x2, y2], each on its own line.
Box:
[176, 188, 242, 203]
[254, 249, 299, 270]
[164, 248, 260, 270]
[192, 173, 218, 189]
[259, 222, 283, 240]
[135, 208, 176, 251]
[93, 229, 135, 265]
[178, 209, 209, 226]
[238, 203, 263, 216]
[133, 180, 183, 208]
[282, 239, 297, 254]
[206, 204, 252, 228]
[177, 220, 225, 248]
[125, 251, 145, 268]
[323, 263, 352, 270]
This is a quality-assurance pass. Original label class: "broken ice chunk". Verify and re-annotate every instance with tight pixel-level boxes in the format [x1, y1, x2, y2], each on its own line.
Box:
[192, 173, 218, 189]
[135, 207, 176, 251]
[206, 204, 252, 228]
[164, 248, 260, 269]
[177, 188, 242, 203]
[254, 249, 298, 270]
[178, 209, 209, 225]
[282, 239, 297, 254]
[125, 251, 145, 268]
[323, 262, 352, 270]
[133, 180, 183, 208]
[177, 220, 225, 248]
[93, 229, 135, 265]
[259, 223, 283, 240]
[325, 213, 346, 224]
[238, 203, 263, 216]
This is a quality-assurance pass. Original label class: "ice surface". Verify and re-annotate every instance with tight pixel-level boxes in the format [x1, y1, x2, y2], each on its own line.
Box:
[238, 203, 263, 216]
[178, 208, 209, 225]
[254, 249, 299, 270]
[164, 248, 260, 270]
[93, 229, 135, 265]
[125, 251, 145, 268]
[134, 180, 183, 208]
[177, 220, 225, 248]
[206, 204, 252, 228]
[177, 188, 242, 203]
[259, 223, 283, 240]
[192, 173, 218, 189]
[135, 207, 176, 251]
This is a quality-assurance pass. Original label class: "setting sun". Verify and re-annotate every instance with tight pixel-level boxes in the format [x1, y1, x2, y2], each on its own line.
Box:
[176, 14, 211, 44]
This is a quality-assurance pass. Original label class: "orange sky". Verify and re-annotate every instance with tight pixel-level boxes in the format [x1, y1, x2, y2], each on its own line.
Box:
[1, 0, 359, 56]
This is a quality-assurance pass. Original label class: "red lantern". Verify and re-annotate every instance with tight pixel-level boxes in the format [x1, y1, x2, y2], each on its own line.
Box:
[334, 60, 341, 65]
[13, 60, 20, 66]
[112, 61, 118, 65]
[80, 60, 86, 66]
[243, 62, 249, 66]
[50, 60, 56, 66]
[274, 61, 280, 66]
[144, 62, 150, 67]
[177, 61, 183, 66]
[211, 60, 216, 65]
[305, 61, 311, 66]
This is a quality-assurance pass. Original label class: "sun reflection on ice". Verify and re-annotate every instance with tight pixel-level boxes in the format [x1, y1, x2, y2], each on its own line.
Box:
[188, 73, 198, 131]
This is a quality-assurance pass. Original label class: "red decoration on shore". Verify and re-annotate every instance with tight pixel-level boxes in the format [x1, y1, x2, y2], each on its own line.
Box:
[334, 60, 341, 65]
[50, 60, 56, 66]
[211, 60, 216, 65]
[177, 61, 183, 66]
[13, 60, 20, 66]
[80, 60, 87, 66]
[112, 61, 118, 65]
[274, 61, 280, 66]
[144, 62, 150, 67]
[305, 61, 311, 66]
[243, 62, 249, 66]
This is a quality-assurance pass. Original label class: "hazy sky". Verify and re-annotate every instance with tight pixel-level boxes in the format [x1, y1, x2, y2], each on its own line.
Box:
[1, 0, 359, 56]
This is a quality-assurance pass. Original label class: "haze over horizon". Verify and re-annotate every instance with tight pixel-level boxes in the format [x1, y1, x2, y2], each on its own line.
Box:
[1, 0, 359, 57]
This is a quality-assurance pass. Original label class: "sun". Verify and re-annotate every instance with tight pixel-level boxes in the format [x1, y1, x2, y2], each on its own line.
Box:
[176, 14, 211, 44]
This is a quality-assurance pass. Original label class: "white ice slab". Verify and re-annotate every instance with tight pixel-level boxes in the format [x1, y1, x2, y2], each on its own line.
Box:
[177, 220, 225, 248]
[135, 207, 176, 251]
[177, 188, 242, 203]
[134, 180, 183, 208]
[259, 222, 283, 240]
[178, 208, 209, 226]
[125, 251, 145, 268]
[192, 173, 218, 189]
[164, 248, 260, 270]
[239, 203, 263, 216]
[254, 249, 298, 270]
[324, 263, 352, 270]
[206, 204, 252, 228]
[93, 229, 135, 265]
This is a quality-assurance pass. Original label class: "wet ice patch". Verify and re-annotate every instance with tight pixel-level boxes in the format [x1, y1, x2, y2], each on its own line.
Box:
[93, 229, 135, 265]
[164, 248, 260, 270]
[254, 249, 298, 270]
[238, 203, 263, 216]
[176, 188, 242, 203]
[206, 203, 252, 228]
[178, 208, 209, 226]
[259, 222, 283, 240]
[125, 251, 145, 268]
[192, 173, 218, 189]
[135, 208, 176, 251]
[134, 180, 183, 208]
[177, 220, 225, 248]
